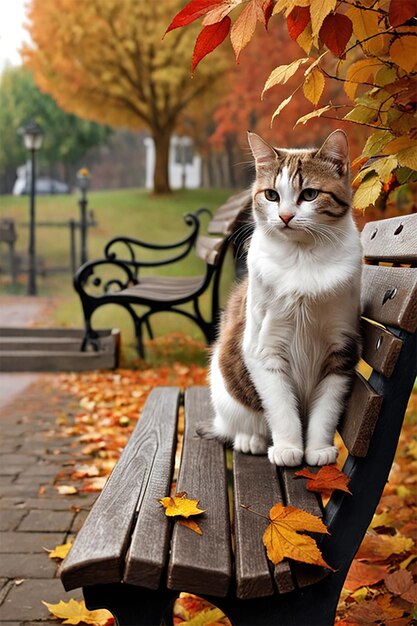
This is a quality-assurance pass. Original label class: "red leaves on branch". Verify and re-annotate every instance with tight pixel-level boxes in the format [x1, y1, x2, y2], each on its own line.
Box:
[319, 13, 353, 58]
[287, 6, 311, 42]
[388, 0, 417, 28]
[165, 0, 224, 33]
[192, 16, 231, 71]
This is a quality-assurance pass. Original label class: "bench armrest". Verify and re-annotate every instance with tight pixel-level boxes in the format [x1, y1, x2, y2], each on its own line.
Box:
[104, 209, 211, 270]
[73, 258, 139, 297]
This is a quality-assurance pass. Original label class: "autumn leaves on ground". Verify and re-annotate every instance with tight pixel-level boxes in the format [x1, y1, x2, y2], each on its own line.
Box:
[40, 350, 416, 625]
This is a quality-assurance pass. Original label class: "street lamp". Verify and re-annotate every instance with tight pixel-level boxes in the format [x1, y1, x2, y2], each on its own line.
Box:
[19, 120, 44, 296]
[76, 167, 91, 266]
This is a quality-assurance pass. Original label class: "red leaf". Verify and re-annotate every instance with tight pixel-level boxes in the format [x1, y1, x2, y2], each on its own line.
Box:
[389, 0, 417, 27]
[319, 13, 353, 58]
[263, 0, 275, 29]
[192, 16, 231, 72]
[166, 0, 224, 34]
[287, 6, 311, 42]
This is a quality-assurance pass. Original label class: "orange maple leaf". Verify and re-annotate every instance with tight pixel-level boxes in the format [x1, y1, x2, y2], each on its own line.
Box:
[294, 465, 352, 497]
[159, 492, 206, 518]
[261, 503, 335, 570]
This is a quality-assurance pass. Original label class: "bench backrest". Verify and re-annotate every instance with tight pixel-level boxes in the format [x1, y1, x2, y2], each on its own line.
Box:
[317, 211, 417, 604]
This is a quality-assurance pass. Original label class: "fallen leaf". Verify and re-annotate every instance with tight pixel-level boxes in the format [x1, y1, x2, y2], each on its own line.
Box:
[356, 533, 414, 561]
[294, 465, 352, 497]
[344, 560, 388, 592]
[56, 485, 78, 495]
[160, 493, 206, 518]
[261, 503, 334, 569]
[385, 569, 417, 603]
[47, 542, 73, 560]
[42, 598, 113, 625]
[178, 518, 204, 535]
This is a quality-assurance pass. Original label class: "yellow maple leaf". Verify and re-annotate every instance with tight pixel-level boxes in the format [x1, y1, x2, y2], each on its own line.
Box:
[47, 542, 73, 560]
[159, 492, 205, 518]
[42, 599, 113, 625]
[262, 503, 334, 570]
[303, 68, 325, 106]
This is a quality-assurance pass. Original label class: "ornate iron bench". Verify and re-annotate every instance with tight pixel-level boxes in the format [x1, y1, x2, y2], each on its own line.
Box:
[74, 191, 252, 358]
[61, 213, 417, 625]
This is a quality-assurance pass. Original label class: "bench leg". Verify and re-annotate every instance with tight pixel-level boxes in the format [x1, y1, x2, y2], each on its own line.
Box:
[84, 583, 176, 626]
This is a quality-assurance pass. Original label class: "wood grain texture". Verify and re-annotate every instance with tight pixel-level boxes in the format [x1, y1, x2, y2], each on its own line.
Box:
[61, 387, 180, 591]
[195, 236, 225, 266]
[361, 319, 403, 377]
[362, 213, 417, 264]
[123, 390, 181, 588]
[167, 387, 232, 598]
[120, 276, 203, 302]
[339, 373, 383, 457]
[233, 453, 291, 599]
[361, 265, 417, 332]
[280, 468, 328, 588]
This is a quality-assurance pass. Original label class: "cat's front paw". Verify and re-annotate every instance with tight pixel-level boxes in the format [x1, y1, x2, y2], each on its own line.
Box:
[305, 446, 338, 466]
[234, 433, 268, 455]
[268, 444, 303, 467]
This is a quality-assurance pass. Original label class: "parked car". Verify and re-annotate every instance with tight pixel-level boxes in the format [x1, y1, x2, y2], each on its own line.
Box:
[13, 176, 70, 196]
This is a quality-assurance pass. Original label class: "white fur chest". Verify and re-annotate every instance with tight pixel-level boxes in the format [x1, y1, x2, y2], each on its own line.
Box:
[243, 226, 362, 400]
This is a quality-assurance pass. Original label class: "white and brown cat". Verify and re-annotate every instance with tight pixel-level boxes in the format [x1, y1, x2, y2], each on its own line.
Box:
[209, 129, 362, 467]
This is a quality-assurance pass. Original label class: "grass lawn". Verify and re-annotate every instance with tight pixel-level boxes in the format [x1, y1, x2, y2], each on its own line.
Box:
[1, 187, 236, 365]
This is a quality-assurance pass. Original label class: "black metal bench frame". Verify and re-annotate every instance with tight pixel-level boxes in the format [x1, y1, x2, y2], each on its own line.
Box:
[62, 213, 417, 625]
[74, 192, 252, 358]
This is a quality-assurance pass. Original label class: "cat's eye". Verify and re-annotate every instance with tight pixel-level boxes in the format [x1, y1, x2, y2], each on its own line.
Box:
[264, 189, 279, 202]
[300, 188, 319, 202]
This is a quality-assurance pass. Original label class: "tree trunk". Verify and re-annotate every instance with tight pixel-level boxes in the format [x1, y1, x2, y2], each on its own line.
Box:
[153, 129, 172, 194]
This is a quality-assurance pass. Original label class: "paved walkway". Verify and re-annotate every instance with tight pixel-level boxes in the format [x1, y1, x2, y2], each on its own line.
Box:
[0, 297, 95, 623]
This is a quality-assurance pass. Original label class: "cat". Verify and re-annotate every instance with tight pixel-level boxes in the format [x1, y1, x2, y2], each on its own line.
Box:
[209, 129, 362, 467]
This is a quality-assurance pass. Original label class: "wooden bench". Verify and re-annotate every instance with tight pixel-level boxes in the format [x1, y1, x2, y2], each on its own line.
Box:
[74, 191, 252, 358]
[61, 213, 417, 625]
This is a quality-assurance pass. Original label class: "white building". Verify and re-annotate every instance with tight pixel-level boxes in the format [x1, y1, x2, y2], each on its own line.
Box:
[144, 135, 201, 190]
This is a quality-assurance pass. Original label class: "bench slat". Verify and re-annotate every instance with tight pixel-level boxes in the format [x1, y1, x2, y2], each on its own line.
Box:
[361, 319, 403, 377]
[195, 236, 225, 266]
[280, 468, 328, 588]
[233, 453, 292, 599]
[362, 213, 417, 264]
[61, 387, 180, 591]
[339, 373, 383, 457]
[119, 276, 204, 302]
[361, 265, 417, 333]
[167, 387, 232, 598]
[122, 388, 181, 588]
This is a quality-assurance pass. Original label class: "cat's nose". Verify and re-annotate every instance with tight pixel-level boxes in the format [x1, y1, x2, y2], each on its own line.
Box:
[279, 212, 295, 225]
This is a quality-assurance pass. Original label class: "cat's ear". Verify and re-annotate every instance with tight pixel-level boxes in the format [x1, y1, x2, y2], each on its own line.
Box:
[317, 130, 349, 174]
[247, 131, 278, 166]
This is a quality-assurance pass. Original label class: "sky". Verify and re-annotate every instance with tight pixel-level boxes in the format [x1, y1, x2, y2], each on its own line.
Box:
[0, 0, 31, 72]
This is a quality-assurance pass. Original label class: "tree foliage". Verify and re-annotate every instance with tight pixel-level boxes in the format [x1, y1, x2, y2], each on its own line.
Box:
[167, 0, 417, 209]
[0, 66, 109, 179]
[23, 0, 229, 193]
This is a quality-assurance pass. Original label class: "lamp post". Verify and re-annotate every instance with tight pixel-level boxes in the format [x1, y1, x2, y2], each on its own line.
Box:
[20, 121, 44, 296]
[76, 168, 91, 266]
